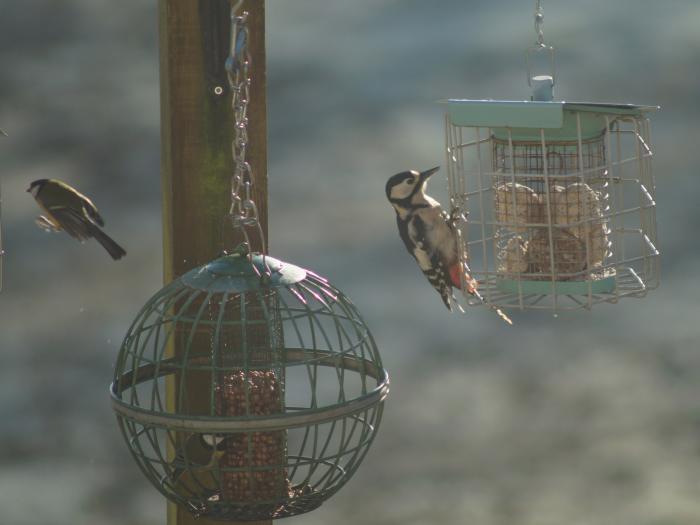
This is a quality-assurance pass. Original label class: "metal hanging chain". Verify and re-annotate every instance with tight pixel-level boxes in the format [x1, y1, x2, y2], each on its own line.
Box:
[0, 129, 5, 292]
[526, 0, 555, 88]
[534, 0, 545, 47]
[0, 178, 3, 293]
[225, 1, 268, 260]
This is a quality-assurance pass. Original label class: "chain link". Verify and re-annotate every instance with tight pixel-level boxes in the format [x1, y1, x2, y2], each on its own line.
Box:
[534, 0, 545, 47]
[526, 0, 555, 88]
[225, 3, 267, 259]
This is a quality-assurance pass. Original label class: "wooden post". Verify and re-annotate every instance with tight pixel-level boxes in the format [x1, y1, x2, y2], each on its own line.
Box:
[159, 1, 269, 524]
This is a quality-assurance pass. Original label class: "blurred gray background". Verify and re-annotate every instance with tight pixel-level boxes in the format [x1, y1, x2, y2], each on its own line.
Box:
[1, 1, 699, 524]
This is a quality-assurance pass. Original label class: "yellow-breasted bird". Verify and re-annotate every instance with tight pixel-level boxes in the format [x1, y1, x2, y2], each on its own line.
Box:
[168, 433, 229, 490]
[27, 178, 126, 260]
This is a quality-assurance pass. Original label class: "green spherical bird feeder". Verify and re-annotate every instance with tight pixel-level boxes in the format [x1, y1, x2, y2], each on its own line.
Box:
[443, 1, 659, 314]
[110, 246, 389, 521]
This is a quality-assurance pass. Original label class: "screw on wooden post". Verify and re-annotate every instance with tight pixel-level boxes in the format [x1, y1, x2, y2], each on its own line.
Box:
[159, 0, 269, 524]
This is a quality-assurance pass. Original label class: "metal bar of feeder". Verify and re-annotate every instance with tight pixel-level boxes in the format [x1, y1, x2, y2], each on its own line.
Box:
[158, 0, 268, 523]
[111, 350, 390, 432]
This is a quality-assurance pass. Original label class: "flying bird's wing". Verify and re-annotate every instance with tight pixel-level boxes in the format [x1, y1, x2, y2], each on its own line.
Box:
[51, 180, 105, 227]
[48, 206, 92, 241]
[35, 215, 61, 232]
[48, 205, 126, 259]
[80, 198, 104, 227]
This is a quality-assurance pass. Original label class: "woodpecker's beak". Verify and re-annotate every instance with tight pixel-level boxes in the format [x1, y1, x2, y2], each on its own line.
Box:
[419, 166, 440, 182]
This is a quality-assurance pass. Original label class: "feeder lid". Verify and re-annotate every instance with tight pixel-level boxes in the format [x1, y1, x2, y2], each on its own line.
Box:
[444, 99, 659, 141]
[181, 249, 307, 293]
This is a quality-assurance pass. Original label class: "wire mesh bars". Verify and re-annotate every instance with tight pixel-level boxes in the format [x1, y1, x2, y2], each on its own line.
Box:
[0, 177, 4, 292]
[111, 250, 388, 521]
[0, 128, 5, 291]
[445, 102, 659, 313]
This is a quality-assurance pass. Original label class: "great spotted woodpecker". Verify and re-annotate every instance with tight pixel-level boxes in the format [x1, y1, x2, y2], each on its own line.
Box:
[386, 167, 512, 324]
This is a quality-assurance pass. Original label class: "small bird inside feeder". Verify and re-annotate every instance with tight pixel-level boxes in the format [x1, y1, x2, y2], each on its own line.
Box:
[111, 251, 389, 520]
[168, 433, 227, 492]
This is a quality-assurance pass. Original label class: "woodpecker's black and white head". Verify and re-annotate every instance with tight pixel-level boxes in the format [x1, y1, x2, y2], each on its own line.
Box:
[385, 166, 440, 212]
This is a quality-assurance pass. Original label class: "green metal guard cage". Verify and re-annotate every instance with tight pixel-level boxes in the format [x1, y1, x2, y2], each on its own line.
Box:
[111, 249, 389, 521]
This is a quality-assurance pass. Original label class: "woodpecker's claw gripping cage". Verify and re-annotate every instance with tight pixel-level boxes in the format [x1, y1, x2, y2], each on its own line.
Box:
[444, 1, 659, 314]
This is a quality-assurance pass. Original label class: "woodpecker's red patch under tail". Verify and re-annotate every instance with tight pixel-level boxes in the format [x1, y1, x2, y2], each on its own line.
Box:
[449, 264, 477, 294]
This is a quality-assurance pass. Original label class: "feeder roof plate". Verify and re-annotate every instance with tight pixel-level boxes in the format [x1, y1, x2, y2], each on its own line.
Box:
[564, 102, 660, 114]
[445, 99, 658, 128]
[447, 100, 564, 128]
[180, 253, 307, 293]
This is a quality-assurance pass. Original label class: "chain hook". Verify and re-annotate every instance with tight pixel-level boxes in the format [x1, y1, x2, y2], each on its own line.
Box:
[231, 0, 244, 15]
[526, 0, 556, 92]
[222, 0, 271, 280]
[534, 0, 545, 48]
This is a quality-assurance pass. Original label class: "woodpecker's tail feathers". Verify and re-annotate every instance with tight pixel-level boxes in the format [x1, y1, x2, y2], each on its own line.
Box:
[444, 297, 453, 311]
[421, 267, 453, 311]
[450, 291, 465, 314]
[436, 284, 453, 311]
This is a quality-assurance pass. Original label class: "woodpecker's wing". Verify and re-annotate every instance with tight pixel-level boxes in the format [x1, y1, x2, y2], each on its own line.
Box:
[402, 213, 453, 310]
[396, 214, 413, 257]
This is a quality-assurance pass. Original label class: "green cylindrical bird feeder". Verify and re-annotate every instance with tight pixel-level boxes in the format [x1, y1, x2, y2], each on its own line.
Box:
[111, 247, 388, 521]
[444, 2, 659, 313]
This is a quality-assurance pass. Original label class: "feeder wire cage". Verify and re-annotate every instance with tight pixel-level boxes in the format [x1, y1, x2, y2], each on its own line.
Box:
[444, 1, 659, 314]
[111, 248, 388, 520]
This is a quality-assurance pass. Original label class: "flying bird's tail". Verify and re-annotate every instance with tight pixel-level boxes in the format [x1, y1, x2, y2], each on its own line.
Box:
[89, 225, 126, 260]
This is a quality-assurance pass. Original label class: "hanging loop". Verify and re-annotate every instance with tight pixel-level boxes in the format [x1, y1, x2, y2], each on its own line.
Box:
[525, 46, 556, 87]
[534, 0, 545, 48]
[526, 0, 556, 93]
[231, 0, 244, 13]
